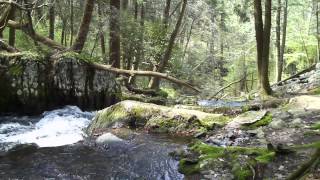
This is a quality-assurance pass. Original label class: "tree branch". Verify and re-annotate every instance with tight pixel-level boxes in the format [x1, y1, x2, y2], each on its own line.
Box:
[0, 39, 18, 52]
[90, 62, 201, 93]
[7, 20, 66, 50]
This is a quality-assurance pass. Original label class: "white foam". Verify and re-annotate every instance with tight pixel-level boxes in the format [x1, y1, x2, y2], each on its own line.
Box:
[0, 106, 94, 147]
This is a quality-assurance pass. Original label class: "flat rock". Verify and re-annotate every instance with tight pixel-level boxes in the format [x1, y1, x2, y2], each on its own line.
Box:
[225, 110, 268, 129]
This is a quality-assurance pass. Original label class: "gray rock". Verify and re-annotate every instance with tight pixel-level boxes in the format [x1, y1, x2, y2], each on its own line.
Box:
[96, 133, 124, 144]
[290, 118, 303, 128]
[269, 119, 286, 129]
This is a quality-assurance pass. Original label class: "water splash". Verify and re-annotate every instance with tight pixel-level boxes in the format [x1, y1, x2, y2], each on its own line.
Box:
[0, 106, 94, 148]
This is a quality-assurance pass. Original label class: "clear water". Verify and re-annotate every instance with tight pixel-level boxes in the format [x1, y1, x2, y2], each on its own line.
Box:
[198, 99, 247, 107]
[0, 106, 187, 179]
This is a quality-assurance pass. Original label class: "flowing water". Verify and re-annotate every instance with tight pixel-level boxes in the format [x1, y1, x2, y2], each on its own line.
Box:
[0, 106, 187, 179]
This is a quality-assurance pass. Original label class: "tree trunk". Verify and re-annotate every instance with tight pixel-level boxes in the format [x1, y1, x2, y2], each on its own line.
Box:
[183, 18, 196, 61]
[49, 1, 55, 40]
[71, 0, 95, 53]
[163, 0, 171, 29]
[0, 4, 13, 37]
[109, 0, 121, 68]
[69, 0, 74, 46]
[317, 1, 320, 62]
[276, 0, 282, 82]
[148, 0, 187, 90]
[129, 1, 145, 85]
[8, 6, 16, 46]
[61, 20, 65, 45]
[98, 2, 106, 62]
[280, 0, 288, 79]
[254, 0, 273, 95]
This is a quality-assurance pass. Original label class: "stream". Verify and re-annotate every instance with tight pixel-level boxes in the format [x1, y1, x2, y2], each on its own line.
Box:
[0, 106, 188, 179]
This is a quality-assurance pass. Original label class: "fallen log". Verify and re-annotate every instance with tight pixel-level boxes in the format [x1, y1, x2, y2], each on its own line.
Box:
[274, 64, 316, 86]
[209, 76, 247, 99]
[90, 62, 201, 93]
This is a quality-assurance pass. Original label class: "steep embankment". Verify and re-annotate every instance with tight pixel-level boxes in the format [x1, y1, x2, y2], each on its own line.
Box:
[0, 52, 121, 114]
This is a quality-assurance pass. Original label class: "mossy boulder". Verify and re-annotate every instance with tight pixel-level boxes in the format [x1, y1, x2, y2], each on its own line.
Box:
[0, 51, 120, 114]
[87, 100, 230, 136]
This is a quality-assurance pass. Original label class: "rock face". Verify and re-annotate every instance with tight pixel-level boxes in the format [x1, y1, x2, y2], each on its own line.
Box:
[87, 100, 230, 136]
[0, 52, 120, 114]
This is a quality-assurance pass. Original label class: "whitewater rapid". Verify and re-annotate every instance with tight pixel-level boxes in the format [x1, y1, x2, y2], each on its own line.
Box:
[0, 106, 94, 148]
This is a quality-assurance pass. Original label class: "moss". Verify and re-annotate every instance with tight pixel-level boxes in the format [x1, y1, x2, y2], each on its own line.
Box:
[60, 51, 100, 63]
[90, 105, 129, 131]
[244, 113, 273, 130]
[311, 122, 320, 130]
[178, 159, 201, 175]
[198, 116, 231, 129]
[179, 141, 275, 177]
[0, 51, 44, 61]
[241, 105, 251, 112]
[232, 163, 252, 180]
[159, 88, 179, 98]
[255, 152, 276, 163]
[309, 87, 320, 95]
[9, 64, 23, 76]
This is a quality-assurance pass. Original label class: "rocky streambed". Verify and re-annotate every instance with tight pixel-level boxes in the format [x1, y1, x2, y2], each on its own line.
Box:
[87, 94, 320, 179]
[0, 94, 319, 179]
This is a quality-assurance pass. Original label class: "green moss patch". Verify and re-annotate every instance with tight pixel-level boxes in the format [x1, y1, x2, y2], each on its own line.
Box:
[198, 116, 231, 129]
[60, 51, 101, 63]
[311, 122, 320, 130]
[178, 141, 275, 178]
[309, 87, 320, 95]
[243, 113, 273, 130]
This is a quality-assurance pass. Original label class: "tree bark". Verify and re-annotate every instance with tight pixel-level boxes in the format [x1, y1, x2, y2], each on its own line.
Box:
[148, 0, 187, 90]
[109, 0, 121, 68]
[69, 0, 74, 46]
[71, 0, 95, 53]
[98, 1, 106, 62]
[280, 0, 288, 80]
[48, 1, 55, 40]
[0, 4, 13, 37]
[276, 0, 282, 82]
[163, 0, 171, 29]
[254, 0, 273, 95]
[8, 6, 16, 46]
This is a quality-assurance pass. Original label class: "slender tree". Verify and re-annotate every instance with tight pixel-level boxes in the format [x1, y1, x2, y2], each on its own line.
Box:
[71, 0, 95, 53]
[109, 0, 121, 68]
[48, 0, 55, 40]
[253, 0, 273, 95]
[148, 0, 188, 89]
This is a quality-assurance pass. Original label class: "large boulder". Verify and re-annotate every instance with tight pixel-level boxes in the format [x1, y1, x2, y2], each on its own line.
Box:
[0, 52, 121, 114]
[87, 100, 230, 136]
